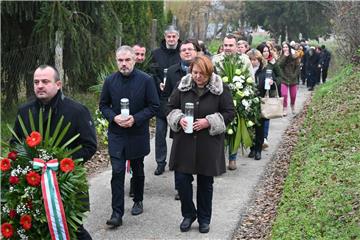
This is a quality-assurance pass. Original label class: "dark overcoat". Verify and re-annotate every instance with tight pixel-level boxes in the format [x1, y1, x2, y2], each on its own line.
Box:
[150, 39, 181, 118]
[167, 73, 235, 176]
[12, 90, 97, 162]
[99, 69, 159, 160]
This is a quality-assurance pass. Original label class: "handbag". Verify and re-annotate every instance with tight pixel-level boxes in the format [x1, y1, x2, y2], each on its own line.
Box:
[260, 84, 284, 119]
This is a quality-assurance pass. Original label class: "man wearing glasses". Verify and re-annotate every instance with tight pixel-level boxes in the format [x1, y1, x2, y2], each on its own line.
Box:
[150, 25, 182, 176]
[162, 39, 200, 200]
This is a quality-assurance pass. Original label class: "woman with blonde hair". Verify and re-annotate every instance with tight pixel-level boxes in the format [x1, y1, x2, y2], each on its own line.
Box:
[167, 55, 235, 233]
[246, 49, 277, 160]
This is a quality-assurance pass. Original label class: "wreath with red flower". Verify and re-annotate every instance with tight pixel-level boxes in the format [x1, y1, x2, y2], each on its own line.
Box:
[1, 109, 89, 239]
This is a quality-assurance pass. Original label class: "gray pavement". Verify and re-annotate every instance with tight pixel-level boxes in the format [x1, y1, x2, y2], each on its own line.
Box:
[84, 84, 311, 240]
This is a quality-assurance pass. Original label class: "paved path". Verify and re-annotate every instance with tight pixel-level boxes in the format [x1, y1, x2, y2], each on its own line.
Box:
[84, 85, 311, 240]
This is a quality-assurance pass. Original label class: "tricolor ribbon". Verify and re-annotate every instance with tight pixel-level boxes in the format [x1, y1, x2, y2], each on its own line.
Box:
[33, 158, 70, 240]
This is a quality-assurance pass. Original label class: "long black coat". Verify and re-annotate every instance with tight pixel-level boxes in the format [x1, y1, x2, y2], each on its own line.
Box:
[12, 91, 97, 162]
[150, 39, 181, 118]
[99, 69, 159, 159]
[167, 73, 235, 176]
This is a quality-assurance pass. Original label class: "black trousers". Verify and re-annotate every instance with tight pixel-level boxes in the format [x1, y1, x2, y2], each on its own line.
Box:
[251, 118, 265, 152]
[322, 67, 329, 83]
[110, 155, 145, 217]
[175, 171, 214, 224]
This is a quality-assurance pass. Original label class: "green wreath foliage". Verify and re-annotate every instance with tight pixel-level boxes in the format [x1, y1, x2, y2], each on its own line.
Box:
[1, 110, 88, 239]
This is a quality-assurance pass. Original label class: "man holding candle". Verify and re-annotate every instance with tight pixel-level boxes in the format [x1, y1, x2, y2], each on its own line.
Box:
[99, 46, 159, 227]
[150, 25, 181, 176]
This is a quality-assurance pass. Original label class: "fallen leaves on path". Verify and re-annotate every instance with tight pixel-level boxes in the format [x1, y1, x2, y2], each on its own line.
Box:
[233, 96, 313, 240]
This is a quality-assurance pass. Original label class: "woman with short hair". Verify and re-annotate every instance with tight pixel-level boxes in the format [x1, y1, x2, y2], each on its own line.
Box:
[167, 55, 235, 234]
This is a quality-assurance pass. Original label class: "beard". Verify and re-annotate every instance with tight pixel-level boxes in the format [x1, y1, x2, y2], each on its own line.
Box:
[119, 66, 134, 76]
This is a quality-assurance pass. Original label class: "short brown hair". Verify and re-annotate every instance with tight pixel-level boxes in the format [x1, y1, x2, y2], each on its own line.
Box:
[189, 55, 214, 79]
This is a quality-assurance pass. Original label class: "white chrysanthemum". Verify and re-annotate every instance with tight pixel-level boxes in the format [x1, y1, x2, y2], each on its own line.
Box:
[247, 120, 255, 127]
[242, 99, 249, 108]
[244, 88, 250, 96]
[235, 81, 243, 89]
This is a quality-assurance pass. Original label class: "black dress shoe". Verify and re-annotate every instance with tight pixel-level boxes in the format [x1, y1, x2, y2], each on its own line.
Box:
[180, 216, 196, 232]
[131, 201, 143, 215]
[199, 223, 210, 233]
[254, 151, 261, 160]
[106, 213, 122, 227]
[76, 225, 92, 240]
[154, 166, 165, 175]
[248, 150, 255, 158]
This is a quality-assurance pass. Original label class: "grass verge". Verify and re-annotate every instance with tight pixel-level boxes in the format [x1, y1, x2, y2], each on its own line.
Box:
[271, 65, 360, 239]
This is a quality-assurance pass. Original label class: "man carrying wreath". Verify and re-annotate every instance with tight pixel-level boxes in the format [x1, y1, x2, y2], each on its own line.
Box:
[11, 65, 97, 240]
[212, 34, 254, 171]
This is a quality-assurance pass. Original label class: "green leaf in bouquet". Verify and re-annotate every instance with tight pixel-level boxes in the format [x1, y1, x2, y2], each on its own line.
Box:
[69, 213, 84, 225]
[233, 117, 242, 154]
[44, 108, 52, 146]
[49, 116, 64, 146]
[65, 144, 82, 157]
[240, 118, 253, 148]
[28, 109, 36, 131]
[17, 114, 29, 137]
[39, 107, 44, 136]
[1, 138, 11, 149]
[60, 133, 80, 151]
[53, 122, 71, 148]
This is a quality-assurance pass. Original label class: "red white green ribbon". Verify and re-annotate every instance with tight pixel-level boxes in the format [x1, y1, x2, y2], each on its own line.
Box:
[33, 158, 70, 240]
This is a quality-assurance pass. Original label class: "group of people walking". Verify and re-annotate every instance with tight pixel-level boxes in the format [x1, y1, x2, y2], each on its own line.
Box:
[11, 24, 331, 239]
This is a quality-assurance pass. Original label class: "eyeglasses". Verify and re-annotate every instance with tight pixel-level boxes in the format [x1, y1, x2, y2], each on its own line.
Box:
[135, 53, 145, 56]
[180, 48, 196, 52]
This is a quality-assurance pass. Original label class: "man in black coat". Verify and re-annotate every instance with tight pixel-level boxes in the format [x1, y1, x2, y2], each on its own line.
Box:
[99, 46, 159, 227]
[304, 47, 321, 91]
[150, 25, 181, 176]
[320, 45, 331, 83]
[163, 39, 200, 200]
[11, 65, 97, 240]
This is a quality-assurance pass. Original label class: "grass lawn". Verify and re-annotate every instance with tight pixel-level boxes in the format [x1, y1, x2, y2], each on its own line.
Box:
[271, 64, 360, 239]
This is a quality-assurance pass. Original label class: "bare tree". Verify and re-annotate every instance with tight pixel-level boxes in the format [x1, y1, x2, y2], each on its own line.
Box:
[323, 1, 360, 59]
[166, 1, 245, 40]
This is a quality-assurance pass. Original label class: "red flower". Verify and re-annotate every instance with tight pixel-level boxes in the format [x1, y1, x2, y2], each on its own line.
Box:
[20, 214, 32, 230]
[7, 151, 17, 161]
[9, 176, 19, 185]
[26, 131, 42, 148]
[26, 171, 41, 186]
[0, 158, 11, 172]
[1, 223, 14, 238]
[60, 158, 75, 173]
[9, 209, 17, 219]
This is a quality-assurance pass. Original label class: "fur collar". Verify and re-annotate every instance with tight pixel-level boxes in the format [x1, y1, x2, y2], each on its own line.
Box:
[177, 73, 223, 95]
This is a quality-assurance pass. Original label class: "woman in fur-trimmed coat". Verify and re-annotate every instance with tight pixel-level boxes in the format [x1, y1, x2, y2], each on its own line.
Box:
[166, 55, 235, 233]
